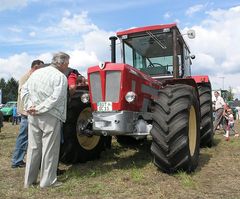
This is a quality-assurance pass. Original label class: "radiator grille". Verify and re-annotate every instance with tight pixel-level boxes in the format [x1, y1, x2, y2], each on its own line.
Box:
[106, 71, 121, 102]
[89, 72, 102, 102]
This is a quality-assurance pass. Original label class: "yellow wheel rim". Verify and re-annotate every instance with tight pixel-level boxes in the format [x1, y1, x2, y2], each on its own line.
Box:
[188, 105, 197, 156]
[76, 107, 100, 150]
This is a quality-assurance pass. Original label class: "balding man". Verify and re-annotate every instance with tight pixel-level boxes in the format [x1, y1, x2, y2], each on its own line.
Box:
[21, 52, 69, 188]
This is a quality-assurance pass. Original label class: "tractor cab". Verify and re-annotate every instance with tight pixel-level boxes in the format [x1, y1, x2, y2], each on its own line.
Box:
[114, 23, 194, 80]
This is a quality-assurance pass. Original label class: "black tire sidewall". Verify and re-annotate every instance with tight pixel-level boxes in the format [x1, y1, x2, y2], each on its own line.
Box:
[60, 97, 105, 164]
[151, 84, 200, 173]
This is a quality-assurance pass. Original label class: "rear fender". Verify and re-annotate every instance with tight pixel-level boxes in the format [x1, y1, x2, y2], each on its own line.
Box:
[162, 78, 201, 117]
[191, 75, 210, 84]
[162, 78, 199, 95]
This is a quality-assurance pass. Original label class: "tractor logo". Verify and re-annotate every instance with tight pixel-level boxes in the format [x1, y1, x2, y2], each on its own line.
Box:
[99, 62, 105, 70]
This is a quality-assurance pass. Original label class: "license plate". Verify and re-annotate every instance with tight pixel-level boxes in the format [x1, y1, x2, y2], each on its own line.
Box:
[97, 102, 112, 112]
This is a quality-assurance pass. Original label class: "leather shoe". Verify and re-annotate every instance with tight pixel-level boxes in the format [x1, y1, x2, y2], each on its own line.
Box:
[40, 181, 63, 188]
[11, 161, 26, 168]
[57, 168, 66, 176]
[51, 181, 63, 187]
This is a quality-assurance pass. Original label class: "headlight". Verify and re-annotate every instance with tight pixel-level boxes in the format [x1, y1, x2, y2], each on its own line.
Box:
[125, 91, 136, 103]
[81, 93, 90, 103]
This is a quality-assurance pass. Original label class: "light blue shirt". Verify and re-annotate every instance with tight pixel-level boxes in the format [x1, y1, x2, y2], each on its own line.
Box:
[21, 65, 68, 122]
[12, 106, 17, 117]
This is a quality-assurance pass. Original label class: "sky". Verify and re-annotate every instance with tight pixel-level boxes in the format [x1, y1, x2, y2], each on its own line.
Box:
[0, 0, 240, 98]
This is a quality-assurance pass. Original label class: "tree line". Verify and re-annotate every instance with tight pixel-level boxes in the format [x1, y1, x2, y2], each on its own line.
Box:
[0, 78, 18, 104]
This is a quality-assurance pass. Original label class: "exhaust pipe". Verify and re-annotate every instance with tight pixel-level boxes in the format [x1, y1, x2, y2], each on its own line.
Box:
[109, 36, 117, 63]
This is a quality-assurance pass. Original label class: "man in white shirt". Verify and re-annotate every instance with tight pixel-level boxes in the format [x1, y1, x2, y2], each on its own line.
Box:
[213, 91, 225, 132]
[21, 52, 69, 188]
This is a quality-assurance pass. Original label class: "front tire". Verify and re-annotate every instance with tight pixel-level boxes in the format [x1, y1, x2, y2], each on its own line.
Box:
[151, 84, 200, 173]
[60, 97, 106, 164]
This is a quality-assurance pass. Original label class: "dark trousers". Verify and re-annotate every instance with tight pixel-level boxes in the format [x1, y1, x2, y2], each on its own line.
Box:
[213, 108, 224, 132]
[12, 116, 18, 125]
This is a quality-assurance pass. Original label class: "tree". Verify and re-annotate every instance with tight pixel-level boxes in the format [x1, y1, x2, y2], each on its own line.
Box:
[0, 77, 18, 103]
[226, 86, 234, 101]
[0, 78, 7, 103]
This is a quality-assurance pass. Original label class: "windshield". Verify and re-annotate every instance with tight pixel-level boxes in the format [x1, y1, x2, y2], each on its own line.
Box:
[123, 31, 174, 76]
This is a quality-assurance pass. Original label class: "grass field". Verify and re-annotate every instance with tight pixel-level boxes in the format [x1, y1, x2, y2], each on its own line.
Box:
[0, 121, 240, 199]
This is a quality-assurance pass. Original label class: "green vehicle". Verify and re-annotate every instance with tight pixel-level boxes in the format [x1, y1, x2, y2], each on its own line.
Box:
[0, 101, 17, 120]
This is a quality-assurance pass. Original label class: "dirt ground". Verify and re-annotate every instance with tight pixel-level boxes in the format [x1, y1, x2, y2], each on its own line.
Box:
[0, 121, 240, 199]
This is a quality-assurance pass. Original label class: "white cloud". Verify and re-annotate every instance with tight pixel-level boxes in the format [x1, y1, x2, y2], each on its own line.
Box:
[68, 50, 99, 76]
[186, 4, 204, 16]
[0, 11, 113, 80]
[232, 86, 240, 99]
[0, 53, 33, 80]
[0, 50, 101, 80]
[29, 31, 36, 37]
[185, 5, 240, 98]
[63, 10, 71, 17]
[0, 0, 27, 11]
[174, 19, 180, 24]
[45, 11, 98, 35]
[164, 12, 171, 19]
[82, 29, 115, 61]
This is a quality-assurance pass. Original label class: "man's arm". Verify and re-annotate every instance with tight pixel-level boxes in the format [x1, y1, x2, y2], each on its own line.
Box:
[21, 80, 33, 112]
[68, 72, 78, 96]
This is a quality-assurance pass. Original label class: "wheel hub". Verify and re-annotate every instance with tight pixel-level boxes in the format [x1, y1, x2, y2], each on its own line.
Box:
[76, 107, 100, 150]
[189, 105, 197, 156]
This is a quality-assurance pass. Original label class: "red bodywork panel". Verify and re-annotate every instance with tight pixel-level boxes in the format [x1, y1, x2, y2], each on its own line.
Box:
[191, 75, 210, 84]
[88, 63, 161, 112]
[117, 23, 177, 36]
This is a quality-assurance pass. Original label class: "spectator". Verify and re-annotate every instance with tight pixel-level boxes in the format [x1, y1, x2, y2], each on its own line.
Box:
[57, 67, 80, 176]
[236, 106, 240, 121]
[213, 91, 225, 132]
[0, 111, 3, 132]
[21, 52, 69, 188]
[224, 109, 239, 141]
[77, 75, 88, 87]
[12, 104, 18, 125]
[64, 67, 79, 97]
[11, 60, 44, 168]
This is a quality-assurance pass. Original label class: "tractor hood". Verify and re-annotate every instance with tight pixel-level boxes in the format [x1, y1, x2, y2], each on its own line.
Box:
[87, 62, 161, 112]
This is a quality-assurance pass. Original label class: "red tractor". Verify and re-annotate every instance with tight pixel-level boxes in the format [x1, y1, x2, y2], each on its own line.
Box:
[60, 23, 213, 173]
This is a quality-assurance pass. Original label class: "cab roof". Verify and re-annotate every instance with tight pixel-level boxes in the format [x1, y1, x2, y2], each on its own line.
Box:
[117, 23, 177, 36]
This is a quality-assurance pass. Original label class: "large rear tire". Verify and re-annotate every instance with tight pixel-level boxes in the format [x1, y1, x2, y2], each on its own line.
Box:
[151, 84, 200, 173]
[60, 97, 106, 164]
[198, 83, 214, 147]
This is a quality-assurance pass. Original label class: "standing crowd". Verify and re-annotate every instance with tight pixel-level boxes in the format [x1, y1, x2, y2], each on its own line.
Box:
[213, 91, 239, 141]
[10, 52, 82, 188]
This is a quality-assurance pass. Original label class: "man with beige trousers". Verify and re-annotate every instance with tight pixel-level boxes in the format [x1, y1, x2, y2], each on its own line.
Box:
[21, 52, 69, 188]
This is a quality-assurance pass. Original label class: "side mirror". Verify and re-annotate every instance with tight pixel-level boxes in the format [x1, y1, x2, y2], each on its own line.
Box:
[190, 54, 195, 59]
[185, 54, 195, 60]
[187, 29, 196, 39]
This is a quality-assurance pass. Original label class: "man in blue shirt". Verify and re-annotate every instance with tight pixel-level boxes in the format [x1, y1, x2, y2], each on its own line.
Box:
[12, 104, 18, 125]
